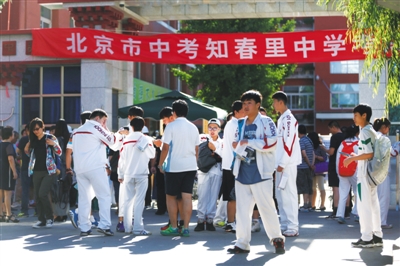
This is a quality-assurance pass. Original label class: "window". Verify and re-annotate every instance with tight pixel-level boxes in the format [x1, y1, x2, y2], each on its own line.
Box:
[22, 66, 81, 125]
[330, 60, 359, 74]
[40, 6, 52, 28]
[283, 86, 314, 110]
[330, 84, 359, 108]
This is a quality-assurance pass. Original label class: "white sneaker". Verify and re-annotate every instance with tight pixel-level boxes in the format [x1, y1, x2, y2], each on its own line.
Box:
[32, 221, 45, 229]
[251, 220, 261, 233]
[45, 219, 53, 228]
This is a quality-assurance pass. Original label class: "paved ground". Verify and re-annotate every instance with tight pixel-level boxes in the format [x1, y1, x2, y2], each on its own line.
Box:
[1, 200, 399, 266]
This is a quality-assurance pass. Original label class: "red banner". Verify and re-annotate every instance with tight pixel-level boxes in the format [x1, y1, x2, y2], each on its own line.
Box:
[31, 28, 365, 64]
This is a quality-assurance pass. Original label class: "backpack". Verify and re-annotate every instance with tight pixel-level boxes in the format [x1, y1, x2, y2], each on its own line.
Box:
[338, 140, 358, 177]
[197, 138, 217, 173]
[366, 130, 392, 187]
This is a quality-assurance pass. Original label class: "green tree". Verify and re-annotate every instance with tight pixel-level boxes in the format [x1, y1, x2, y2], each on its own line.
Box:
[318, 0, 400, 110]
[172, 19, 296, 114]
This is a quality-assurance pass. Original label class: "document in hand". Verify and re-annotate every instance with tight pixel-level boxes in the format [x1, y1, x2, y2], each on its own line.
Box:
[234, 144, 255, 165]
[275, 171, 288, 190]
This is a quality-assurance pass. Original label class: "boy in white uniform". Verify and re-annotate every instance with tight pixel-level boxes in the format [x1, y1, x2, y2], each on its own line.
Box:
[194, 118, 223, 232]
[227, 90, 285, 255]
[118, 117, 155, 235]
[272, 91, 301, 237]
[344, 104, 383, 248]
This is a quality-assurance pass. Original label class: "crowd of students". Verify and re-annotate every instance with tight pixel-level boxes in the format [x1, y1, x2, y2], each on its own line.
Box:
[0, 90, 399, 254]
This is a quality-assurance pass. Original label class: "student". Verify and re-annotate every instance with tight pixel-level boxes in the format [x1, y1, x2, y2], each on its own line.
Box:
[344, 104, 383, 248]
[227, 90, 285, 255]
[373, 117, 392, 229]
[158, 100, 199, 237]
[335, 125, 359, 224]
[272, 91, 301, 237]
[219, 102, 245, 233]
[118, 117, 155, 235]
[71, 109, 123, 236]
[194, 118, 223, 232]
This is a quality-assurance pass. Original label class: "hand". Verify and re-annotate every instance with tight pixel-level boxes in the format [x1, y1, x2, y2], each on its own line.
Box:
[343, 157, 353, 168]
[106, 167, 111, 176]
[240, 139, 248, 146]
[232, 142, 238, 149]
[13, 172, 18, 180]
[208, 142, 216, 151]
[158, 165, 164, 174]
[46, 139, 55, 146]
[151, 166, 156, 174]
[118, 179, 123, 184]
[118, 129, 129, 135]
[153, 139, 162, 147]
[310, 165, 316, 171]
[277, 166, 284, 172]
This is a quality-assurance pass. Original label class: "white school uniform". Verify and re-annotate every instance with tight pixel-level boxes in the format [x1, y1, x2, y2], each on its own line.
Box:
[275, 109, 301, 232]
[72, 120, 123, 232]
[336, 137, 359, 218]
[357, 125, 382, 241]
[196, 134, 223, 221]
[118, 131, 155, 233]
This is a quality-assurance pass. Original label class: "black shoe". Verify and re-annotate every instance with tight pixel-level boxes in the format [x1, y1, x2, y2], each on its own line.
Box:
[227, 246, 250, 254]
[97, 228, 114, 236]
[206, 222, 216, 231]
[373, 235, 383, 247]
[273, 238, 285, 254]
[351, 239, 375, 248]
[80, 230, 92, 236]
[194, 222, 205, 231]
[155, 210, 166, 215]
[225, 222, 236, 233]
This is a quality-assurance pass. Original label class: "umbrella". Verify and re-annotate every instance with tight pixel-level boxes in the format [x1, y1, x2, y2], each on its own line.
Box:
[118, 90, 228, 121]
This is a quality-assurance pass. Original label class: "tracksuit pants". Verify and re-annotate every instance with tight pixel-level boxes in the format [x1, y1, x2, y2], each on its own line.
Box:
[235, 179, 284, 250]
[275, 165, 299, 232]
[337, 174, 358, 218]
[122, 176, 148, 233]
[357, 173, 382, 241]
[197, 170, 222, 221]
[77, 167, 111, 232]
[213, 195, 227, 223]
[377, 174, 390, 226]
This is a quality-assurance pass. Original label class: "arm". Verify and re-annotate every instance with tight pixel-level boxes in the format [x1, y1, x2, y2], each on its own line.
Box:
[301, 150, 314, 169]
[247, 118, 277, 153]
[343, 152, 373, 167]
[277, 116, 298, 170]
[46, 135, 62, 156]
[24, 141, 30, 156]
[158, 143, 170, 173]
[8, 155, 18, 180]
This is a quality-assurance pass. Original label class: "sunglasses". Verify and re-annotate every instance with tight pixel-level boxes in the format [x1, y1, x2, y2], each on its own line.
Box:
[208, 127, 219, 131]
[33, 127, 41, 132]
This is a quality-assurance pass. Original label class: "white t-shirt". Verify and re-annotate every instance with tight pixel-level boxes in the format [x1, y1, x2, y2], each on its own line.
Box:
[163, 117, 199, 172]
[221, 117, 239, 170]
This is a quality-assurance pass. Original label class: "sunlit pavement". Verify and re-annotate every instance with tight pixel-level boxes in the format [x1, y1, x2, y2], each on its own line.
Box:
[1, 200, 399, 266]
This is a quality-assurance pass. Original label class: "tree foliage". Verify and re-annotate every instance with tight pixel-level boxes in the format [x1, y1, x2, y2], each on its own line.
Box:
[318, 0, 400, 110]
[171, 19, 296, 115]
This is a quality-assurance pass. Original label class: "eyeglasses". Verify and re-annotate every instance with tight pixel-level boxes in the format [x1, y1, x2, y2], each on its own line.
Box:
[208, 127, 219, 131]
[33, 127, 41, 131]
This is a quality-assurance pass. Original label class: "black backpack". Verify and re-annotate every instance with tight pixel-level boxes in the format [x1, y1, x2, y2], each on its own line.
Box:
[197, 138, 220, 173]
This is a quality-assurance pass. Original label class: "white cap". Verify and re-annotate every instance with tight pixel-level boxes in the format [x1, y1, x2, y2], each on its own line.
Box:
[142, 125, 149, 134]
[208, 118, 221, 127]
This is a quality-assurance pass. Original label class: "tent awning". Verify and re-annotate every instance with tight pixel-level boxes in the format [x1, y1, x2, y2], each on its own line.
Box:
[118, 90, 227, 121]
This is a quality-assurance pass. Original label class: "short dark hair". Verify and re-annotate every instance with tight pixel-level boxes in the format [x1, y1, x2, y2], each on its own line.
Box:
[328, 120, 340, 129]
[80, 111, 92, 124]
[298, 124, 307, 135]
[89, 109, 108, 120]
[272, 91, 287, 105]
[240, 90, 262, 104]
[159, 106, 173, 119]
[128, 106, 144, 117]
[373, 117, 391, 131]
[1, 127, 13, 139]
[259, 107, 266, 114]
[353, 104, 372, 122]
[172, 99, 188, 117]
[130, 117, 145, 132]
[345, 124, 360, 139]
[226, 112, 233, 121]
[307, 131, 321, 149]
[231, 100, 243, 114]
